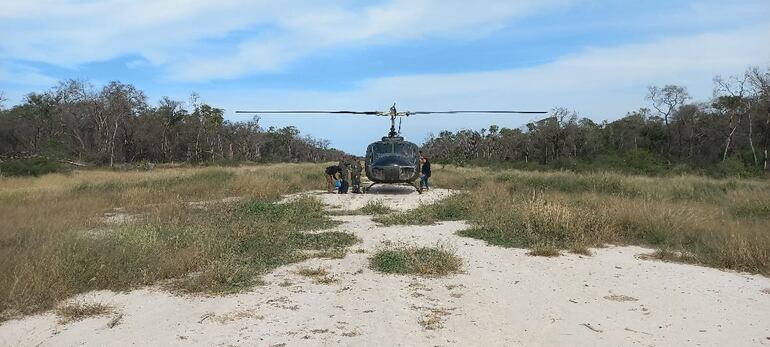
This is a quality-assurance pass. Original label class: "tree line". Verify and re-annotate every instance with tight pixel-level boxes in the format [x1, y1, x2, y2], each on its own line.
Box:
[421, 67, 770, 176]
[0, 80, 344, 166]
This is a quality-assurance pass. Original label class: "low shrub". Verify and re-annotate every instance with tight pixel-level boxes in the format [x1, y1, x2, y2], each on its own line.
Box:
[0, 157, 67, 177]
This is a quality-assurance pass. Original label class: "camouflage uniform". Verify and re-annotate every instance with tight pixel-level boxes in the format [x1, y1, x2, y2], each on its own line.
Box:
[338, 159, 350, 184]
[350, 159, 363, 193]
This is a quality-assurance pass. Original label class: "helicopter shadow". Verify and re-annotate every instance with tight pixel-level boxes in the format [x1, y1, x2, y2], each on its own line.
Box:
[365, 184, 418, 195]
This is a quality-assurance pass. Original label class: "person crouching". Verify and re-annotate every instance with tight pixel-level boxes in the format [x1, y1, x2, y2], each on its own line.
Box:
[324, 164, 341, 193]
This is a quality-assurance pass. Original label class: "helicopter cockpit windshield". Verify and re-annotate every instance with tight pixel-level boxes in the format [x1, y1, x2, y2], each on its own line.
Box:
[393, 143, 416, 157]
[370, 143, 391, 160]
[369, 142, 417, 160]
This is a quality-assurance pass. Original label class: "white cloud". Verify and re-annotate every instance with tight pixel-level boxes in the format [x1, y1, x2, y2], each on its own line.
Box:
[168, 0, 577, 81]
[2, 1, 768, 153]
[0, 63, 58, 87]
[1, 0, 576, 80]
[198, 24, 770, 153]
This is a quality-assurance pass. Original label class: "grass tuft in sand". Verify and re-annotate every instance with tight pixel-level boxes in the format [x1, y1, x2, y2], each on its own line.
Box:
[55, 302, 113, 324]
[296, 267, 338, 284]
[356, 200, 396, 215]
[369, 246, 462, 276]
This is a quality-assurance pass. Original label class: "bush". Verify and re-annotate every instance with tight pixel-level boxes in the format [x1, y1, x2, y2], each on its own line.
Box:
[623, 149, 662, 175]
[0, 157, 67, 177]
[710, 158, 749, 178]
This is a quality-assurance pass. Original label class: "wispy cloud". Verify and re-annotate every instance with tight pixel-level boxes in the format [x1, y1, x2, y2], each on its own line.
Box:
[1, 0, 577, 81]
[201, 24, 770, 153]
[0, 62, 58, 86]
[1, 0, 768, 153]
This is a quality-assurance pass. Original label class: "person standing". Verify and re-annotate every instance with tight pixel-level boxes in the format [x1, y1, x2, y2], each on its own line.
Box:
[324, 164, 341, 193]
[420, 156, 431, 191]
[350, 157, 363, 193]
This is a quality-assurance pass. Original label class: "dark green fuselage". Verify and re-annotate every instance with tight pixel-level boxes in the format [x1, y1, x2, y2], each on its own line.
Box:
[365, 137, 420, 183]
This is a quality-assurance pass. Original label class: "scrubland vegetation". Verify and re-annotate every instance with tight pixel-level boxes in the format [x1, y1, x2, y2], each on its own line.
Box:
[0, 164, 357, 321]
[1, 161, 768, 323]
[381, 166, 770, 274]
[422, 68, 770, 177]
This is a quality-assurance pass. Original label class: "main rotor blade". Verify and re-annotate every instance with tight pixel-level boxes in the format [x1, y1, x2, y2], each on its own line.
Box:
[409, 110, 548, 115]
[235, 110, 380, 115]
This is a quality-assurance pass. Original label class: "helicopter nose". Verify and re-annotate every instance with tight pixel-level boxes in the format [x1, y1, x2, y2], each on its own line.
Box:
[369, 165, 400, 181]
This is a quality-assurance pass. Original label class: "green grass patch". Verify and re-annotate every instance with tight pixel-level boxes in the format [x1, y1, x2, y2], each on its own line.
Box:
[0, 194, 357, 318]
[357, 200, 396, 215]
[373, 194, 472, 226]
[289, 231, 358, 250]
[369, 246, 462, 276]
[497, 172, 641, 197]
[239, 197, 339, 231]
[731, 201, 770, 218]
[0, 157, 68, 177]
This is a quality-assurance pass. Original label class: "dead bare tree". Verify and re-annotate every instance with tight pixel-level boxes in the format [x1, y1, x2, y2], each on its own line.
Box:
[714, 75, 753, 163]
[746, 67, 770, 170]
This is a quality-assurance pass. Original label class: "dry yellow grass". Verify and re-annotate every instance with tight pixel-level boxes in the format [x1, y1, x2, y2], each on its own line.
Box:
[2, 162, 768, 322]
[423, 165, 770, 274]
[0, 163, 355, 321]
[54, 302, 113, 324]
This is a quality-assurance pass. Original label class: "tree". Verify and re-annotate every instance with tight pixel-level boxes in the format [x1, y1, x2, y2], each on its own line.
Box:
[713, 75, 752, 163]
[646, 85, 690, 156]
[0, 80, 344, 165]
[746, 67, 770, 170]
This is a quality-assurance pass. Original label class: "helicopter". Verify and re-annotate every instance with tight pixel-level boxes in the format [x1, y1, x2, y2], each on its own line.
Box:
[235, 104, 547, 193]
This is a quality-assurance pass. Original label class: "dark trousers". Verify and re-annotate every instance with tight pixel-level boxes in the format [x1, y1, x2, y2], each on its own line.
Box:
[352, 174, 361, 192]
[420, 175, 429, 189]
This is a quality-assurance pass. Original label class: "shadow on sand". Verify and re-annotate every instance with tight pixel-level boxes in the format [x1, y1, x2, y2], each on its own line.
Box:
[366, 184, 419, 195]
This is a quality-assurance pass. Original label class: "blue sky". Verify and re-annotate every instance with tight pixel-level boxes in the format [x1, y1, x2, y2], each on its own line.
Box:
[1, 0, 769, 154]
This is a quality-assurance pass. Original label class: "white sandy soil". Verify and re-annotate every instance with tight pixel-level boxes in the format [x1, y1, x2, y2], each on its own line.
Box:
[1, 186, 769, 346]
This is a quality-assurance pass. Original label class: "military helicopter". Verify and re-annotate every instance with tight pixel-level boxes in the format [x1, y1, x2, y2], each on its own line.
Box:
[235, 104, 547, 193]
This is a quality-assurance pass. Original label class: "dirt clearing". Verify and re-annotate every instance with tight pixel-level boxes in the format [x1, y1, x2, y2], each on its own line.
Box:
[1, 187, 769, 346]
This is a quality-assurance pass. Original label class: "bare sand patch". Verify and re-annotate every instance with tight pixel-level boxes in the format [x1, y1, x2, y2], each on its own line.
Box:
[281, 185, 454, 212]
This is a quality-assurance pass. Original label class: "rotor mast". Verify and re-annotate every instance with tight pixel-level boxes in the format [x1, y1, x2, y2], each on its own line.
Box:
[387, 103, 399, 138]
